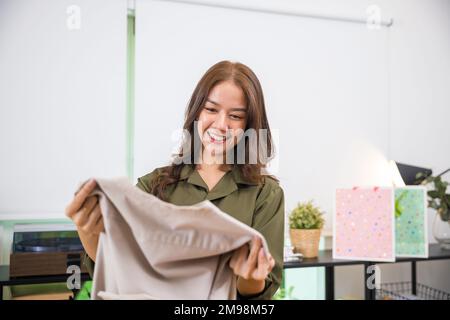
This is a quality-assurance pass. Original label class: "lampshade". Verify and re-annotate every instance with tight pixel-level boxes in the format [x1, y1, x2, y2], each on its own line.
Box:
[389, 160, 406, 187]
[394, 162, 433, 185]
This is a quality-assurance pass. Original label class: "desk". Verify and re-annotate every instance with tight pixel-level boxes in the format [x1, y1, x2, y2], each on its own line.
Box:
[2, 245, 449, 300]
[0, 266, 90, 300]
[283, 244, 450, 300]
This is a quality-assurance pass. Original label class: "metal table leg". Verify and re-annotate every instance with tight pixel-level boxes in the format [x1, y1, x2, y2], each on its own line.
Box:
[411, 261, 417, 295]
[325, 266, 335, 300]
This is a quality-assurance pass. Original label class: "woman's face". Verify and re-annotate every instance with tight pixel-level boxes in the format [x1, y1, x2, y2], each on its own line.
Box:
[197, 80, 247, 160]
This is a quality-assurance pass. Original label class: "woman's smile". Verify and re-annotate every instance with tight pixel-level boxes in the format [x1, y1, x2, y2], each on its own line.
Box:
[206, 130, 227, 144]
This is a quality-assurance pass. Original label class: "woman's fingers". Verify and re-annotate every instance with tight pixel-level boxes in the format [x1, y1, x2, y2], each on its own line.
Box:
[82, 203, 102, 233]
[229, 244, 248, 270]
[73, 196, 97, 227]
[229, 237, 275, 281]
[65, 179, 97, 218]
[269, 255, 275, 268]
[263, 250, 275, 271]
[251, 248, 274, 280]
[246, 237, 261, 270]
[251, 249, 267, 280]
[230, 237, 263, 280]
[239, 237, 260, 279]
[93, 214, 105, 234]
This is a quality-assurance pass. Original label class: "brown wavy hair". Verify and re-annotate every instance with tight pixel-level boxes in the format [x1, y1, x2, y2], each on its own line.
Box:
[149, 60, 276, 200]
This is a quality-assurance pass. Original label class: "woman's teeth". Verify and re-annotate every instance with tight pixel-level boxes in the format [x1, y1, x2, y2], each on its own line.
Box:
[207, 131, 226, 142]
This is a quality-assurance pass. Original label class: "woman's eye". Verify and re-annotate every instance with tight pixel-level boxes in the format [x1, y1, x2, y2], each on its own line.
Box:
[205, 107, 217, 113]
[230, 114, 243, 120]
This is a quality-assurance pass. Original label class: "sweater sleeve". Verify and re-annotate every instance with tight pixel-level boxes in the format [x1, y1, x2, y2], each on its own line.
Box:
[237, 179, 285, 300]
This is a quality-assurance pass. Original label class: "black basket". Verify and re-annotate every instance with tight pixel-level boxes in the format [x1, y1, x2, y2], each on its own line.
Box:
[376, 282, 450, 300]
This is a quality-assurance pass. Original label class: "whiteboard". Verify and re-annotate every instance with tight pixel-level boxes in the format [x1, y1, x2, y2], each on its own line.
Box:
[0, 0, 128, 219]
[134, 1, 391, 228]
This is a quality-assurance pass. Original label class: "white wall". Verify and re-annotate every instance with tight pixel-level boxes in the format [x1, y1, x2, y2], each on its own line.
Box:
[0, 0, 128, 220]
[388, 0, 450, 295]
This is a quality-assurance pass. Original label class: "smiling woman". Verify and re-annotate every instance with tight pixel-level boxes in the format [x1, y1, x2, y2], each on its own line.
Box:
[150, 60, 277, 199]
[141, 61, 285, 300]
[68, 60, 285, 300]
[197, 80, 248, 165]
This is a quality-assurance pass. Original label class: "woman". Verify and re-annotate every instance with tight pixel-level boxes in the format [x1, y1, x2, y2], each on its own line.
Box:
[65, 60, 285, 300]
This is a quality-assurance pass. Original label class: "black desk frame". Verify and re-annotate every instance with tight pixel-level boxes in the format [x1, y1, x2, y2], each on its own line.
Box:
[2, 244, 448, 300]
[0, 267, 90, 300]
[283, 244, 450, 300]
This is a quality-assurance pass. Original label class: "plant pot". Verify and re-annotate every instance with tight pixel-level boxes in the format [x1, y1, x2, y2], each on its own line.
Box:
[433, 212, 450, 250]
[289, 228, 322, 258]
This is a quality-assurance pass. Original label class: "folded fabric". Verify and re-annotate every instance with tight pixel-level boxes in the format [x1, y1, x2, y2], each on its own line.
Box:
[84, 177, 270, 300]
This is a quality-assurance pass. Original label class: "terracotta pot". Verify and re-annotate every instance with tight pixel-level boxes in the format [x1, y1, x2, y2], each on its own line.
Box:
[289, 228, 322, 258]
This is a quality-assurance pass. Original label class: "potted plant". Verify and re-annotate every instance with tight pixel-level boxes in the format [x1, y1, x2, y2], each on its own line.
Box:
[417, 169, 450, 249]
[289, 200, 325, 258]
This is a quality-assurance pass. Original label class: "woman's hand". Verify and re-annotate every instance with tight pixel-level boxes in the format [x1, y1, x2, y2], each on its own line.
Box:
[229, 236, 275, 296]
[65, 179, 104, 261]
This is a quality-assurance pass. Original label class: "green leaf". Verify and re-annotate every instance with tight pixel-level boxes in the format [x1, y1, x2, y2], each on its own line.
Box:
[75, 281, 92, 300]
[395, 191, 407, 218]
[428, 190, 440, 198]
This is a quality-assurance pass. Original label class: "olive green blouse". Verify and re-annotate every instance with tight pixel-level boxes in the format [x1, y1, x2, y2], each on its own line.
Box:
[84, 164, 285, 300]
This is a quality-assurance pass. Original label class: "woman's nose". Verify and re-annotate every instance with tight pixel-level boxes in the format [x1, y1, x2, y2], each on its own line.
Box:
[213, 112, 229, 131]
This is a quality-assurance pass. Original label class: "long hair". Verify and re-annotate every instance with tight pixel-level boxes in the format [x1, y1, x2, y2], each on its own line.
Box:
[150, 60, 276, 200]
